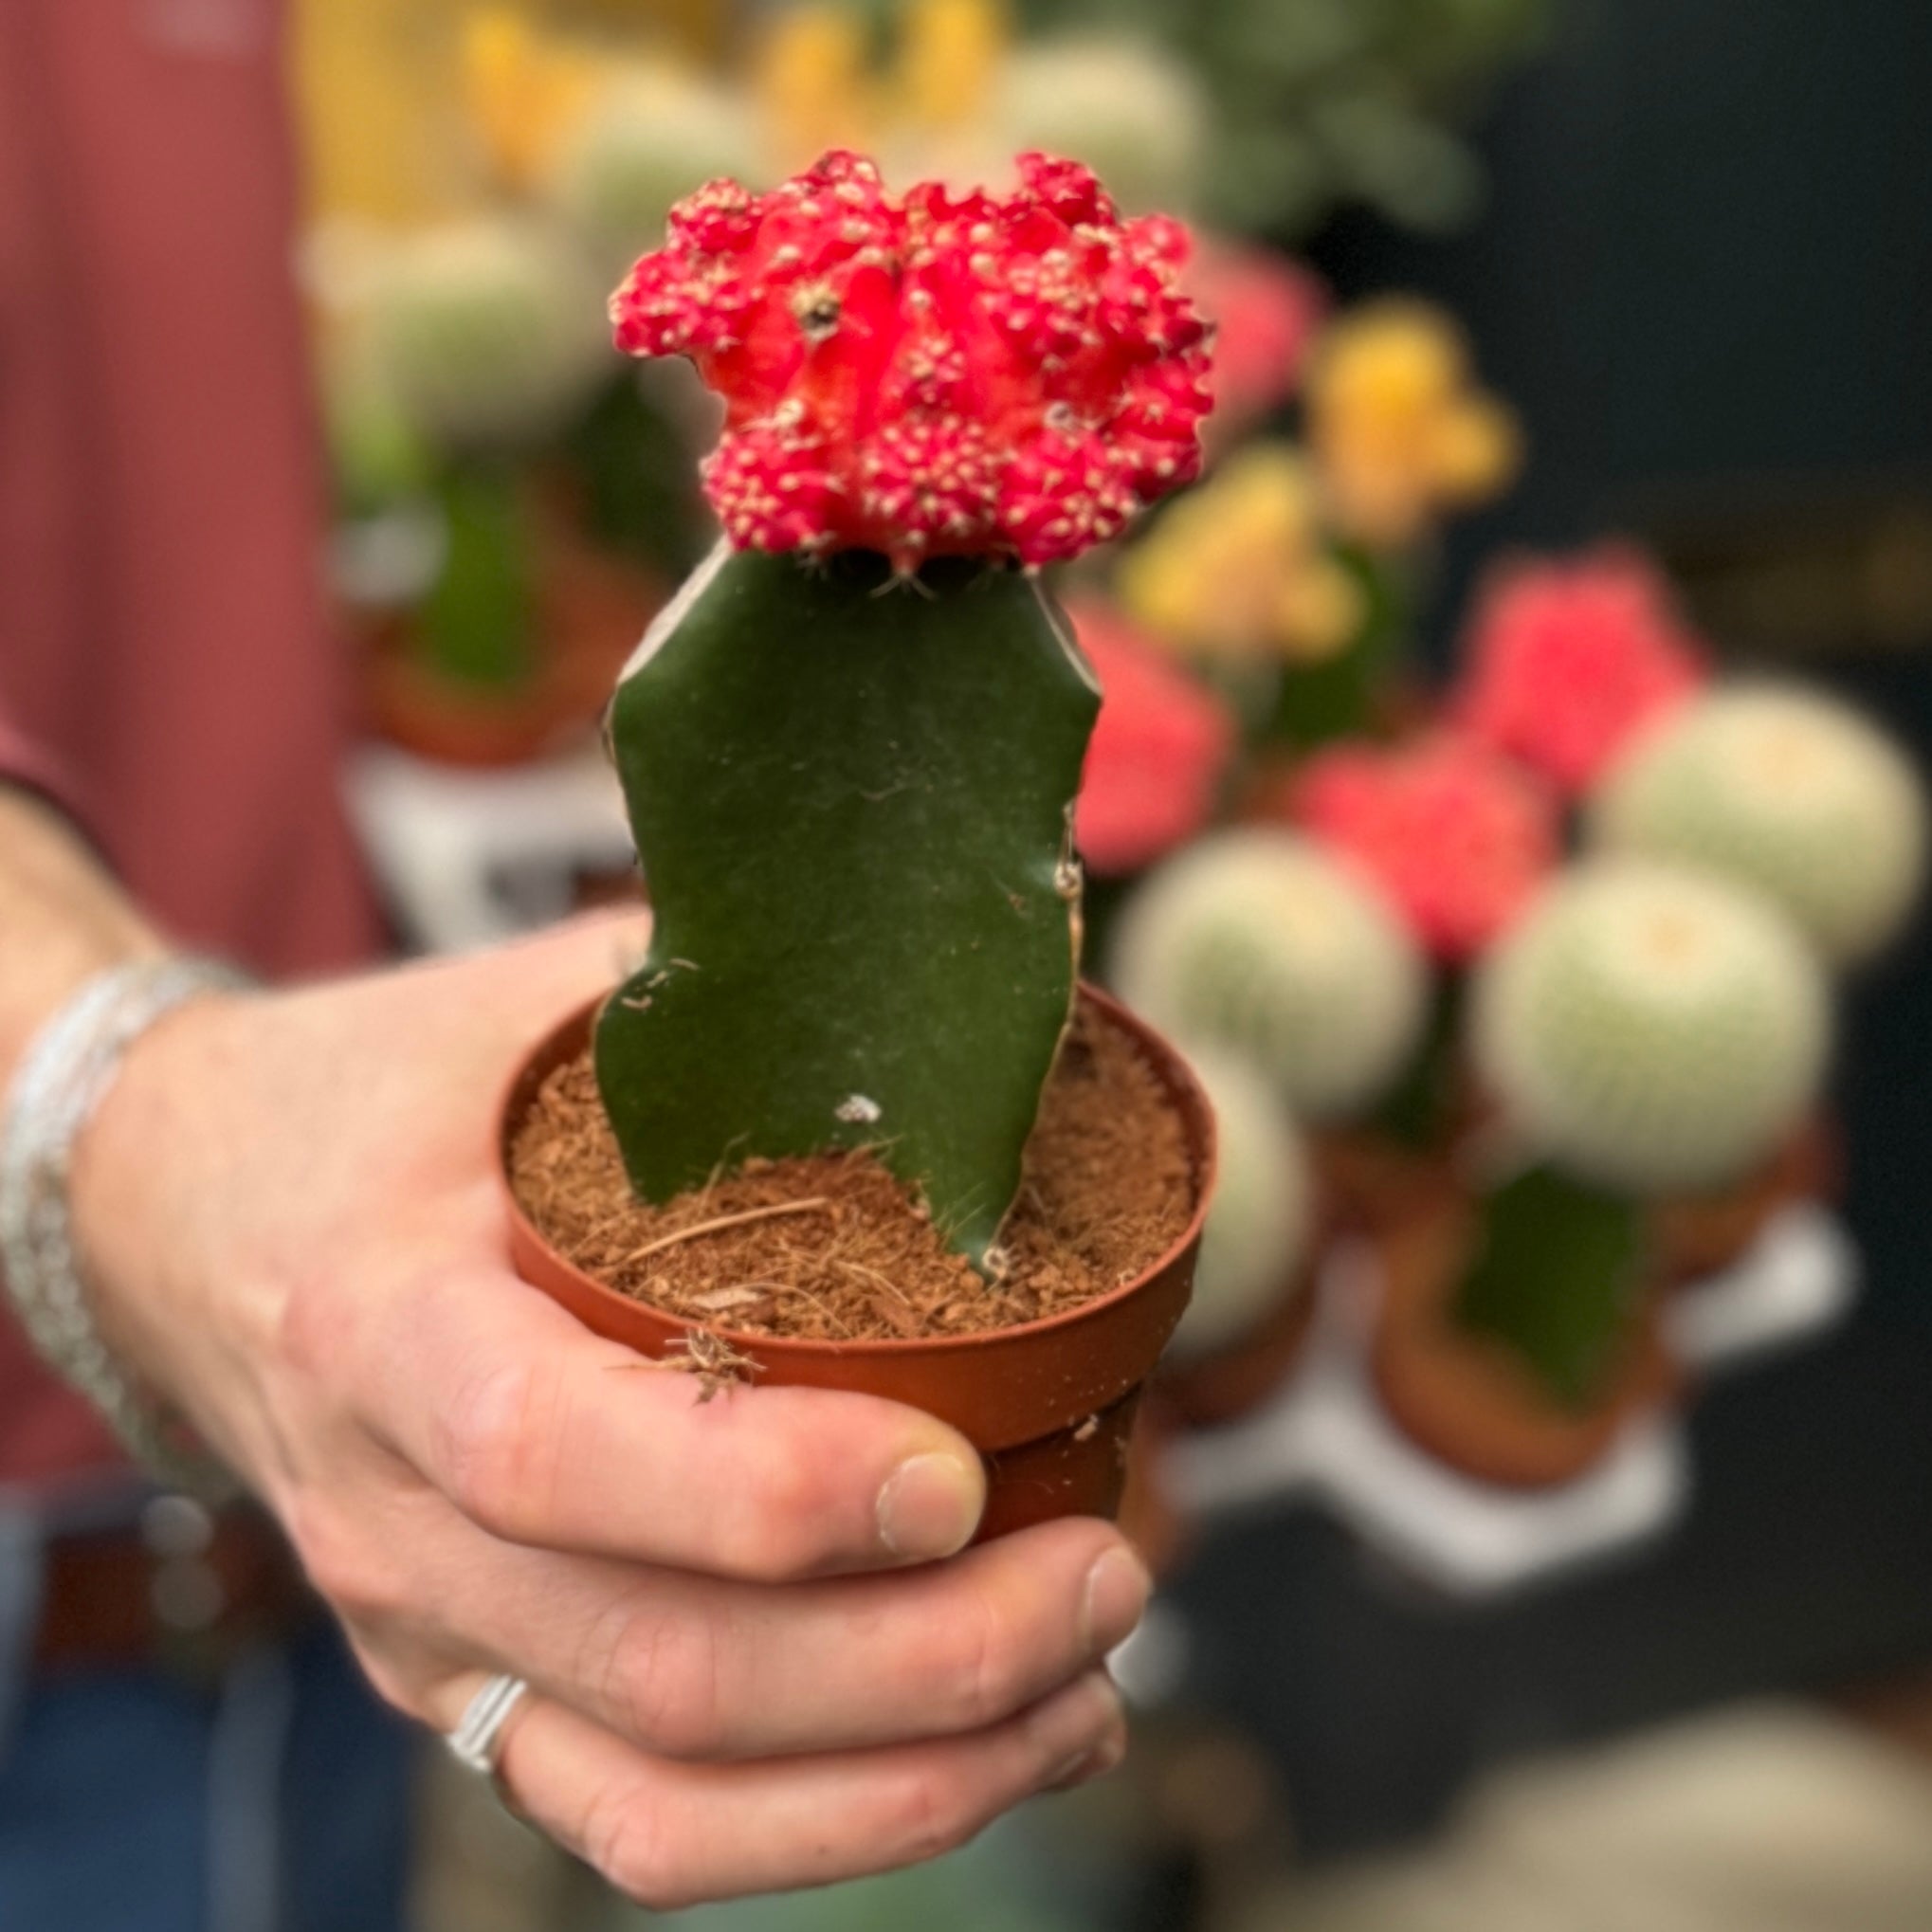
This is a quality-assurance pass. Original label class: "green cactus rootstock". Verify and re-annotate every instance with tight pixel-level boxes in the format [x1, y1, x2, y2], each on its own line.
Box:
[1452, 1164, 1648, 1413]
[594, 545, 1102, 1272]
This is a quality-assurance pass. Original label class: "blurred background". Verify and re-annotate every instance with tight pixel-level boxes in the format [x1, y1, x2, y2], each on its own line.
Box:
[299, 0, 1932, 1924]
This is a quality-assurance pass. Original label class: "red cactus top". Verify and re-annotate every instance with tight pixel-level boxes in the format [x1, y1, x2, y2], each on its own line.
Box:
[1296, 734, 1559, 964]
[611, 150, 1214, 573]
[1453, 546, 1709, 795]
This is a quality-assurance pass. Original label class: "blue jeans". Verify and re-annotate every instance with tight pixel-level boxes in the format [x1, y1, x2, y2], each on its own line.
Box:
[0, 1484, 414, 1932]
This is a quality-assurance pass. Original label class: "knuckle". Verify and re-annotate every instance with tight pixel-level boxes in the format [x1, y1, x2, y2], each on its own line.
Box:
[945, 1581, 1019, 1731]
[608, 1605, 725, 1759]
[879, 1765, 980, 1868]
[583, 1783, 678, 1910]
[438, 1357, 561, 1539]
[720, 1456, 843, 1579]
[286, 1499, 408, 1627]
[271, 1267, 348, 1383]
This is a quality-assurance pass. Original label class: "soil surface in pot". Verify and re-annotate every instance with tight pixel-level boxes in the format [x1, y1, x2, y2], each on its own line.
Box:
[508, 1005, 1194, 1342]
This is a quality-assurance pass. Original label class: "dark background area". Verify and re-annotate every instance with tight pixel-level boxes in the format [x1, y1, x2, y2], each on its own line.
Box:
[1170, 0, 1932, 1860]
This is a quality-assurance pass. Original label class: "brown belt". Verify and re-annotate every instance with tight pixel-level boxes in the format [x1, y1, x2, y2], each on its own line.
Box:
[33, 1499, 314, 1677]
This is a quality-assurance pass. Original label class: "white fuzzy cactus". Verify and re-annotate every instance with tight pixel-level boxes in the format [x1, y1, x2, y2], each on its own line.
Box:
[993, 36, 1208, 216]
[1169, 1049, 1313, 1360]
[364, 220, 607, 452]
[1110, 829, 1429, 1121]
[1473, 859, 1832, 1194]
[549, 75, 761, 277]
[1592, 683, 1927, 967]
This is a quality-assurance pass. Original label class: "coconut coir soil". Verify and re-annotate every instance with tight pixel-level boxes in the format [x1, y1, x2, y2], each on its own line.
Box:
[509, 1006, 1195, 1342]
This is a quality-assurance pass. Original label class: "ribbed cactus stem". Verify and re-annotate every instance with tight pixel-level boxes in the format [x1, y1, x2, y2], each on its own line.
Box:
[594, 545, 1100, 1272]
[1451, 1164, 1647, 1411]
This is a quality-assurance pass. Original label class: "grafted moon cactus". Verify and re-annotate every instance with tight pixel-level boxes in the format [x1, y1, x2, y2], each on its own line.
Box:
[595, 151, 1212, 1269]
[1591, 683, 1928, 968]
[1109, 829, 1428, 1121]
[1472, 859, 1832, 1197]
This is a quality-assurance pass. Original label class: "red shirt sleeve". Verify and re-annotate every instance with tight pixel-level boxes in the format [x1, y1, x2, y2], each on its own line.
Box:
[0, 710, 87, 828]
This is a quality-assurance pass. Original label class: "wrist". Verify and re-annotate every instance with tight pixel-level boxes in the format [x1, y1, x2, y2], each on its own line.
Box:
[0, 791, 166, 1076]
[1, 957, 254, 1485]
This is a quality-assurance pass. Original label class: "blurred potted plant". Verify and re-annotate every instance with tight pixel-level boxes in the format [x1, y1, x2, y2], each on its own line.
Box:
[1590, 682, 1926, 1277]
[500, 150, 1223, 1538]
[1374, 859, 1832, 1486]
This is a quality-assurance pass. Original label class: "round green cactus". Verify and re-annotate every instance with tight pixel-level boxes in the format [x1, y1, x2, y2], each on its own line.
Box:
[993, 36, 1209, 216]
[1472, 859, 1832, 1194]
[1169, 1048, 1313, 1360]
[364, 220, 606, 453]
[549, 77, 761, 277]
[1592, 683, 1927, 967]
[1110, 829, 1429, 1121]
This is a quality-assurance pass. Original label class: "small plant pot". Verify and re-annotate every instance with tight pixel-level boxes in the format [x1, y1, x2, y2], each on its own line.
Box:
[1155, 1254, 1321, 1431]
[1653, 1113, 1841, 1285]
[360, 533, 665, 771]
[499, 985, 1214, 1541]
[1311, 1128, 1456, 1238]
[1370, 1201, 1679, 1490]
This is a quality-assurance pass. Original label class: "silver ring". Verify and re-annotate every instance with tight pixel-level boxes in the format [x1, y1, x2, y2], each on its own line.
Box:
[446, 1674, 530, 1777]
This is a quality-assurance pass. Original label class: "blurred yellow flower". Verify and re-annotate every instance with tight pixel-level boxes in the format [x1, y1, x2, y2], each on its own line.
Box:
[897, 0, 1011, 130]
[464, 9, 606, 191]
[1305, 299, 1522, 551]
[754, 6, 877, 169]
[1120, 444, 1364, 664]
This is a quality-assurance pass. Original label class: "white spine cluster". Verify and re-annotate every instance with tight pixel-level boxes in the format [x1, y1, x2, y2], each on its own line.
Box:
[1110, 829, 1428, 1122]
[993, 35, 1209, 216]
[1592, 683, 1927, 967]
[1472, 859, 1832, 1194]
[365, 220, 607, 451]
[550, 76, 761, 276]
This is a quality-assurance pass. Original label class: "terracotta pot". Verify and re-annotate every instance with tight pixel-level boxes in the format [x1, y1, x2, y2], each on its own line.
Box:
[1654, 1113, 1841, 1285]
[1156, 1253, 1320, 1431]
[1115, 1392, 1192, 1578]
[1371, 1200, 1678, 1490]
[359, 529, 664, 771]
[1312, 1127, 1458, 1238]
[499, 984, 1214, 1541]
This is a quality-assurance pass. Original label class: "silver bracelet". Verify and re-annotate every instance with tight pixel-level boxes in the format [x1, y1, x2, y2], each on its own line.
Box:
[0, 957, 257, 1488]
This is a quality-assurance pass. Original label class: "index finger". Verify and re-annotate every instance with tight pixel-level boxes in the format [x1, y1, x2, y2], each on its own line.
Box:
[353, 1264, 988, 1580]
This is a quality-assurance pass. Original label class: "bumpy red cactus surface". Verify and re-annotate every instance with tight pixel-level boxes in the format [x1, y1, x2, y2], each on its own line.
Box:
[1454, 547, 1708, 795]
[1296, 734, 1559, 963]
[611, 150, 1213, 572]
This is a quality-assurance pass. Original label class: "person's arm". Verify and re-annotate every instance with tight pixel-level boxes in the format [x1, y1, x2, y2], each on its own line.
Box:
[0, 787, 167, 1056]
[0, 795, 1139, 1908]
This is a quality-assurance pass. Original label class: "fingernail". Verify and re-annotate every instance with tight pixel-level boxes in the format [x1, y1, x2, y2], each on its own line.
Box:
[1048, 1728, 1129, 1791]
[1083, 1546, 1151, 1658]
[877, 1451, 984, 1560]
[1036, 1673, 1124, 1787]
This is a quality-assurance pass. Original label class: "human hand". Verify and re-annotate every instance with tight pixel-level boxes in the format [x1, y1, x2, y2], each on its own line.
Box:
[70, 918, 1147, 1906]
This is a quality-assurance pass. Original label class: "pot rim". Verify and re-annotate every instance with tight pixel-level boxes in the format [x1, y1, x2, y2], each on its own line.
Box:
[500, 979, 1216, 1359]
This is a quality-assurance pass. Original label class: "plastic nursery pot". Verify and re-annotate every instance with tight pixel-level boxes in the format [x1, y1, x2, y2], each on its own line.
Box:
[1310, 1127, 1457, 1240]
[1653, 1113, 1842, 1286]
[1370, 1196, 1680, 1490]
[1155, 1252, 1321, 1431]
[359, 535, 665, 770]
[499, 984, 1214, 1542]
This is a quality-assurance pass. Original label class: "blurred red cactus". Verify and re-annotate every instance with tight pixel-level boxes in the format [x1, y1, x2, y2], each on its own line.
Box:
[1071, 597, 1235, 877]
[1454, 546, 1708, 794]
[1296, 734, 1559, 962]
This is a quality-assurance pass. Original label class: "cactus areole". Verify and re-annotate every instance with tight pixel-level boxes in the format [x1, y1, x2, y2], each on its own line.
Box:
[595, 151, 1213, 1270]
